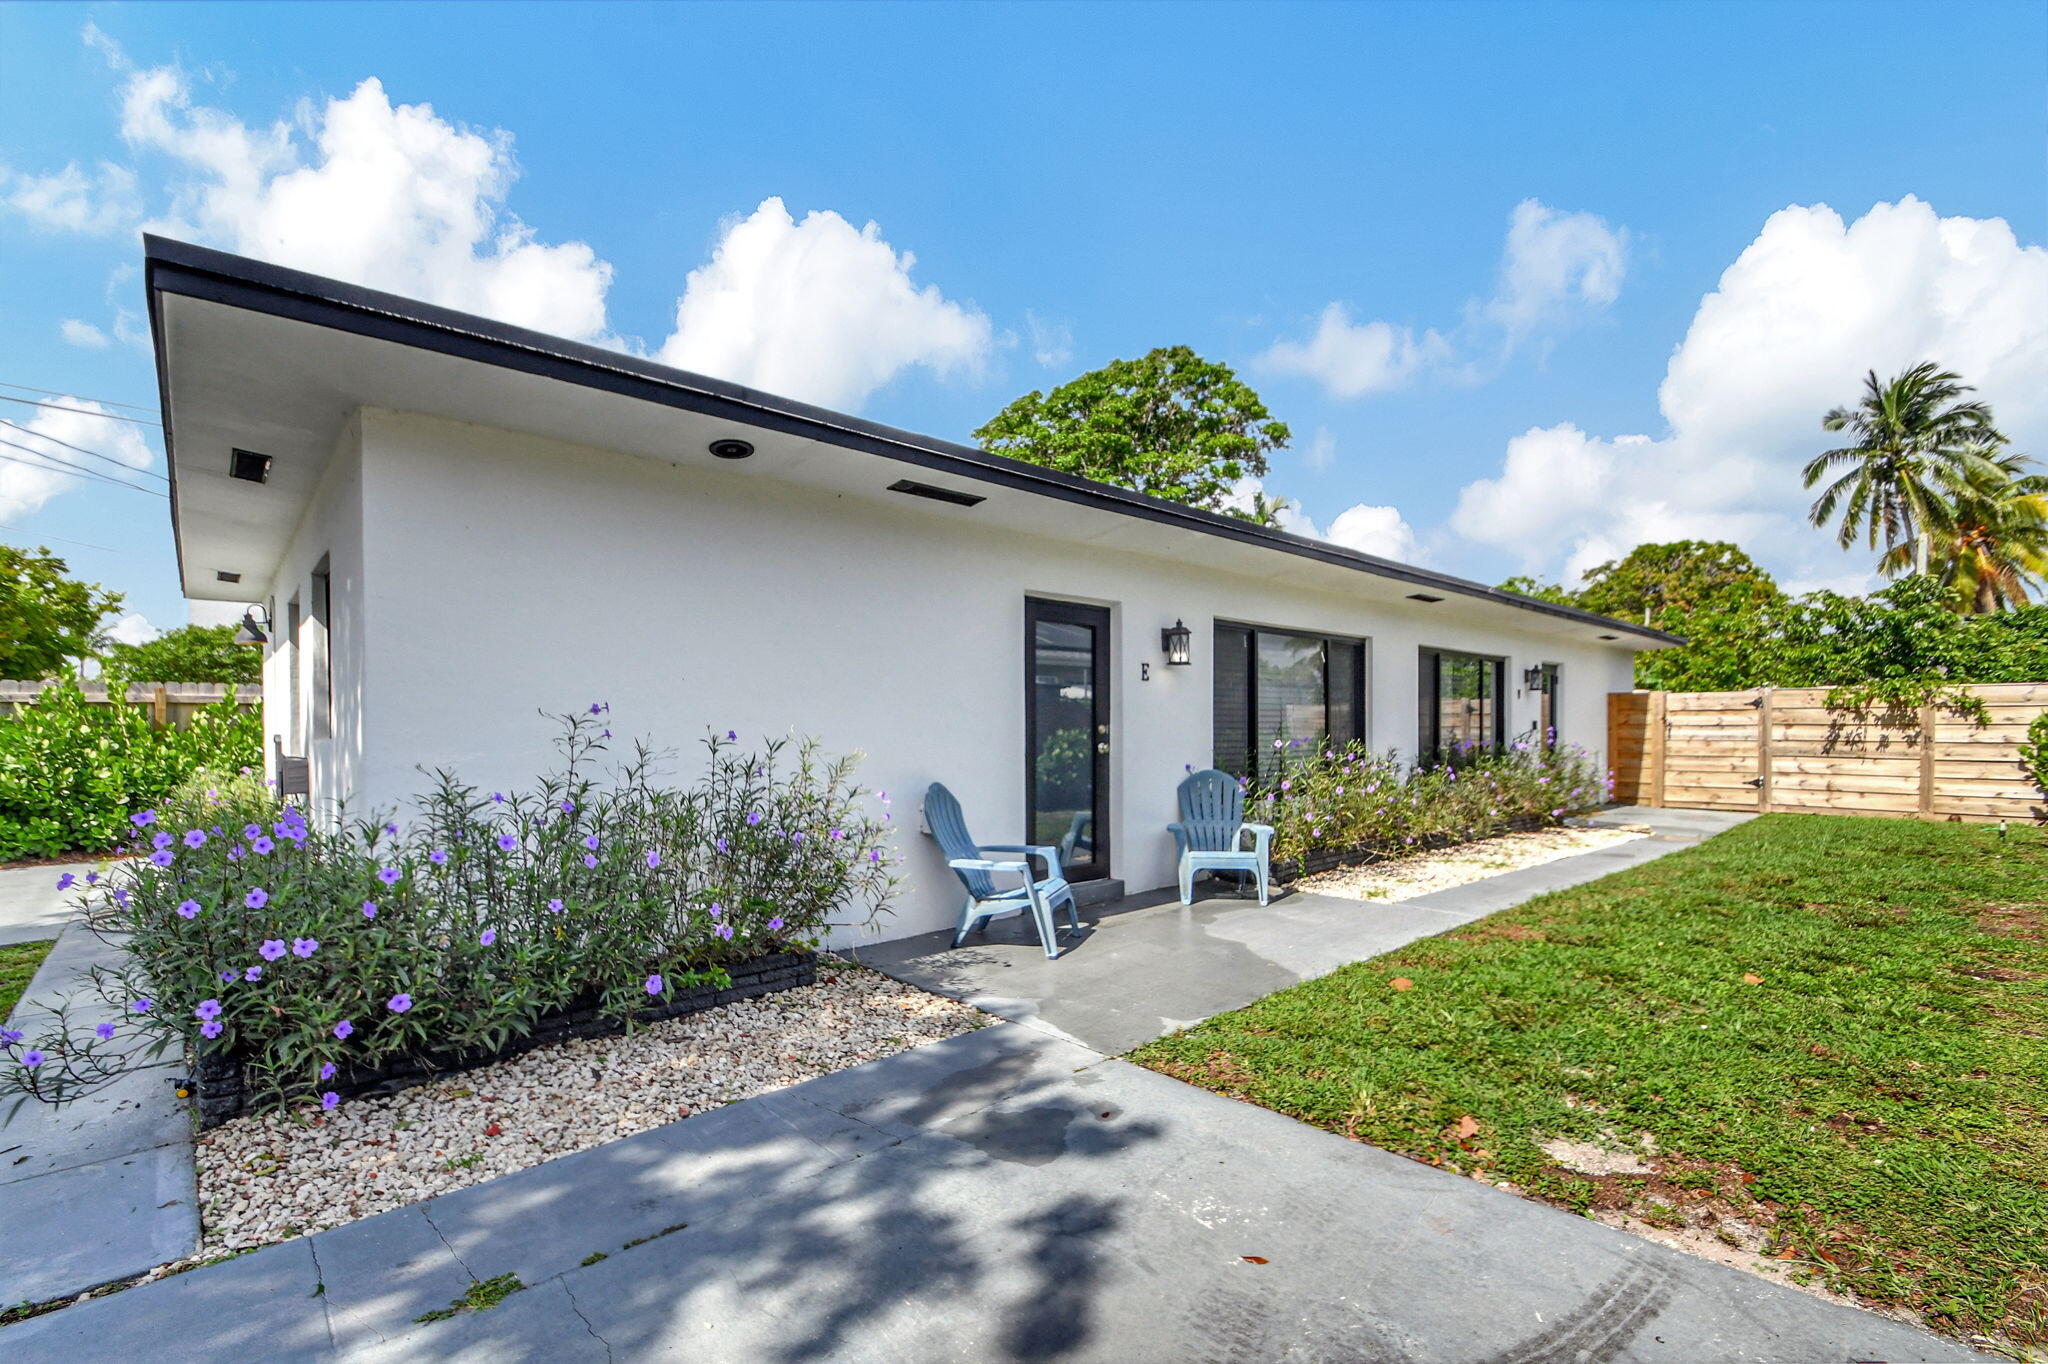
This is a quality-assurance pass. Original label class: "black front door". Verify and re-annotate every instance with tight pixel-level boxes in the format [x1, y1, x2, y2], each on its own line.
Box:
[1025, 598, 1111, 881]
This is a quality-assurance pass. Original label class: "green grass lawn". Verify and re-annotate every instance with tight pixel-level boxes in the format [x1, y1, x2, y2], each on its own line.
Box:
[0, 939, 54, 1020]
[1133, 814, 2048, 1350]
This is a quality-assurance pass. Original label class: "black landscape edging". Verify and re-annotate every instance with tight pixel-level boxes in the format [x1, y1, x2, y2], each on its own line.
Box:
[190, 949, 818, 1128]
[1270, 814, 1553, 885]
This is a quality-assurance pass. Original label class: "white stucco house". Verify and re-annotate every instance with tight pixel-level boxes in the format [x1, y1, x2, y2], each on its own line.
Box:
[146, 237, 1677, 945]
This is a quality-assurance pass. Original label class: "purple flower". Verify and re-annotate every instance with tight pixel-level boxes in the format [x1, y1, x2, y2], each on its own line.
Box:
[0, 1027, 20, 1045]
[383, 822, 400, 836]
[645, 973, 664, 996]
[320, 1061, 337, 1080]
[292, 937, 319, 958]
[725, 729, 737, 741]
[869, 849, 882, 864]
[220, 970, 236, 984]
[429, 849, 449, 866]
[388, 993, 412, 1013]
[320, 1091, 339, 1112]
[334, 1019, 354, 1040]
[200, 1020, 223, 1039]
[746, 811, 763, 827]
[85, 871, 98, 885]
[478, 929, 497, 947]
[21, 1049, 45, 1068]
[243, 824, 263, 840]
[715, 837, 728, 854]
[195, 999, 223, 1021]
[259, 939, 287, 961]
[112, 888, 130, 908]
[714, 923, 735, 941]
[709, 901, 723, 917]
[177, 899, 202, 920]
[245, 966, 263, 982]
[56, 872, 75, 891]
[589, 703, 603, 715]
[645, 850, 661, 869]
[130, 809, 157, 828]
[94, 1022, 116, 1041]
[152, 831, 174, 850]
[830, 828, 845, 841]
[378, 867, 402, 885]
[582, 853, 597, 868]
[150, 850, 174, 867]
[560, 799, 575, 814]
[246, 888, 271, 910]
[227, 848, 243, 862]
[362, 901, 378, 919]
[183, 829, 208, 849]
[251, 836, 275, 855]
[768, 917, 785, 932]
[582, 834, 600, 851]
[131, 997, 152, 1013]
[547, 898, 564, 914]
[496, 834, 518, 852]
[491, 792, 505, 804]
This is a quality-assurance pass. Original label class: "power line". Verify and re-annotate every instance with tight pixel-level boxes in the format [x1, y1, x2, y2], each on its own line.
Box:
[0, 394, 161, 427]
[0, 417, 168, 483]
[0, 436, 168, 497]
[0, 524, 124, 554]
[0, 380, 158, 415]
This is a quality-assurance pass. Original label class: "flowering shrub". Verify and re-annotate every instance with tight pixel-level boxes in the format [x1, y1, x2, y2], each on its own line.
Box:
[1251, 737, 1609, 864]
[0, 675, 260, 861]
[0, 708, 896, 1115]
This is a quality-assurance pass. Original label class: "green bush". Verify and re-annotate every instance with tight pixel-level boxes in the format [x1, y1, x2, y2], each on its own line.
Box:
[1, 708, 897, 1116]
[1251, 739, 1608, 864]
[0, 676, 261, 861]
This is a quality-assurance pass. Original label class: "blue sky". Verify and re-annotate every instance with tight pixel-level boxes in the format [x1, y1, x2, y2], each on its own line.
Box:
[3, 0, 2044, 638]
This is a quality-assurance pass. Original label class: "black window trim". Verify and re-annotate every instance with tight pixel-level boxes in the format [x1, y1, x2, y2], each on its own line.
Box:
[1418, 645, 1507, 757]
[1213, 619, 1370, 779]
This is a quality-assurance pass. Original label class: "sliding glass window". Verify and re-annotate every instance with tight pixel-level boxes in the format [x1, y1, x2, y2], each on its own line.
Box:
[1417, 648, 1505, 758]
[1212, 623, 1367, 780]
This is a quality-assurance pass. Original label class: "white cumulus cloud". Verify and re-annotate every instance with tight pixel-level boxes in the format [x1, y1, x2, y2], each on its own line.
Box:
[60, 319, 111, 348]
[1, 160, 140, 234]
[0, 397, 158, 522]
[1448, 198, 2048, 584]
[1222, 477, 1422, 564]
[656, 197, 992, 409]
[1260, 303, 1448, 399]
[104, 611, 161, 646]
[1484, 198, 1629, 338]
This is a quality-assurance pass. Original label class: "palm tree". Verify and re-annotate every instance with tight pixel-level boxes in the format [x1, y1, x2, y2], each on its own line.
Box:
[1804, 363, 2004, 574]
[1880, 445, 2048, 612]
[1234, 488, 1297, 528]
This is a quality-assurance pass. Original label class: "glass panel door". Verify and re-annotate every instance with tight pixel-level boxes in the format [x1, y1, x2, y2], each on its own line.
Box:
[1026, 599, 1110, 881]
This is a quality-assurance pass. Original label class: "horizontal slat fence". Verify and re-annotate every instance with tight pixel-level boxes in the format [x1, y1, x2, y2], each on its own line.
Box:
[0, 680, 258, 730]
[1608, 684, 2048, 825]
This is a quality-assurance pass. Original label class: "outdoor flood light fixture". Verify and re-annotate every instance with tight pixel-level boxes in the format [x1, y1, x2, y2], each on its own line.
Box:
[1161, 619, 1192, 666]
[708, 438, 755, 460]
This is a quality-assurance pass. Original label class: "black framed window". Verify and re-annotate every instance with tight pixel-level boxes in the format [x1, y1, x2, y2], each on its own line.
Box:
[1212, 623, 1368, 779]
[1417, 648, 1505, 758]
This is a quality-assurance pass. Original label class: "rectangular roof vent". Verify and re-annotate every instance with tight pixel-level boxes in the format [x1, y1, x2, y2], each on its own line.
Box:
[230, 448, 272, 483]
[887, 478, 985, 508]
[1407, 593, 1444, 603]
[216, 570, 242, 584]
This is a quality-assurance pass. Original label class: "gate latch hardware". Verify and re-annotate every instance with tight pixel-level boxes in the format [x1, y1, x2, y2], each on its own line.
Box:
[1744, 777, 1766, 788]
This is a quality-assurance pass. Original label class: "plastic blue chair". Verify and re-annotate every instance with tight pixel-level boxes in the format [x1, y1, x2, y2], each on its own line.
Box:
[925, 783, 1081, 959]
[1168, 769, 1274, 906]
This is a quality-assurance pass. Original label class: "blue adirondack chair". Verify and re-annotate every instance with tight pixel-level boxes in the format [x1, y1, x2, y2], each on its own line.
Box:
[1168, 769, 1275, 906]
[925, 783, 1081, 959]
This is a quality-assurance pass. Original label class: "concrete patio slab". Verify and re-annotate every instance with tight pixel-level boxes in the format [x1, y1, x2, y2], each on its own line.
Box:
[857, 807, 1757, 1054]
[0, 863, 84, 948]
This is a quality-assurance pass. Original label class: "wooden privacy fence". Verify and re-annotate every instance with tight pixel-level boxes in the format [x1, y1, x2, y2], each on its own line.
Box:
[0, 680, 259, 730]
[1608, 684, 2048, 824]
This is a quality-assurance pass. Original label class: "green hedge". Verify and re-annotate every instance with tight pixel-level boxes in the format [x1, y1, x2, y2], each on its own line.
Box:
[0, 676, 262, 861]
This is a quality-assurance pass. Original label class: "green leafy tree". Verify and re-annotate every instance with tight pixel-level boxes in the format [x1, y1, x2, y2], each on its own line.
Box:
[1804, 364, 2003, 574]
[1496, 575, 1581, 607]
[1575, 540, 1781, 623]
[102, 623, 261, 684]
[974, 346, 1291, 513]
[0, 545, 122, 679]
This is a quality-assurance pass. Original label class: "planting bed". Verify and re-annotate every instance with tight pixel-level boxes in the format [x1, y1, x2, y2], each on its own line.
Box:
[193, 960, 981, 1255]
[1295, 824, 1646, 902]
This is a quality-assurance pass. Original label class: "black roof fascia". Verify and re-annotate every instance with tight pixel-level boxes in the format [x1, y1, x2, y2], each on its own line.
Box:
[142, 235, 1682, 646]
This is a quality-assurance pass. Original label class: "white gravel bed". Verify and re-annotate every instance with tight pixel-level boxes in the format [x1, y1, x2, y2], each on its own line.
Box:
[190, 960, 983, 1256]
[1296, 824, 1647, 903]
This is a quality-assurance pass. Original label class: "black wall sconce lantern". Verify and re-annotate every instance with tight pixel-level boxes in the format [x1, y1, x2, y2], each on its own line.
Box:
[1161, 619, 1192, 666]
[1523, 664, 1546, 692]
[234, 604, 272, 648]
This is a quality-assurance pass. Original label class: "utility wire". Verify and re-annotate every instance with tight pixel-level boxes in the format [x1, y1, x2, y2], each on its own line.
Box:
[0, 524, 124, 553]
[0, 394, 161, 427]
[0, 436, 168, 497]
[0, 380, 158, 414]
[0, 417, 168, 482]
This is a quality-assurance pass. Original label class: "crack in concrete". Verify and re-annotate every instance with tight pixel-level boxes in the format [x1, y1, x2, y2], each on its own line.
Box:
[417, 1202, 477, 1281]
[560, 1277, 614, 1361]
[303, 1233, 341, 1351]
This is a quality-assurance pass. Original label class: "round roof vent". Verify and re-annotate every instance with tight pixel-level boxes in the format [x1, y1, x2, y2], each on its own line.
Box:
[708, 438, 755, 461]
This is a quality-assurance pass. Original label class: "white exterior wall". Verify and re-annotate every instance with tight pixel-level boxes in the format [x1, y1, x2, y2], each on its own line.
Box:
[332, 409, 1634, 947]
[259, 418, 367, 807]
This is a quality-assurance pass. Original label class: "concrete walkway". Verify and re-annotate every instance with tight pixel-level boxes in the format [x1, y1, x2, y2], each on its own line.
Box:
[1, 803, 1983, 1361]
[857, 806, 1754, 1053]
[0, 920, 199, 1306]
[0, 861, 89, 947]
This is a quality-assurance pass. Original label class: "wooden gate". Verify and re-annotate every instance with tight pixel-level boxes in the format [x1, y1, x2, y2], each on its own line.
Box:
[1608, 685, 2048, 824]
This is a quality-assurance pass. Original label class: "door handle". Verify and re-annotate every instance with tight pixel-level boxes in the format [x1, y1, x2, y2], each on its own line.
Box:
[1096, 742, 1110, 755]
